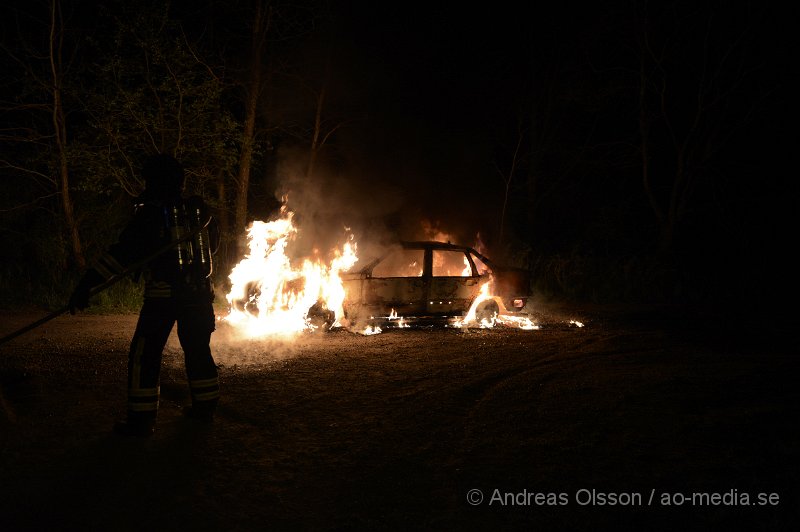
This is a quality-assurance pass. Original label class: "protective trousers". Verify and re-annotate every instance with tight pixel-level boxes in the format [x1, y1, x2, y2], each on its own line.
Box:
[125, 295, 219, 425]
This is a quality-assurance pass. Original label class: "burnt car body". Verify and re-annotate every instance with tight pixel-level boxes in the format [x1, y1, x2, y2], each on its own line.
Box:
[339, 241, 530, 326]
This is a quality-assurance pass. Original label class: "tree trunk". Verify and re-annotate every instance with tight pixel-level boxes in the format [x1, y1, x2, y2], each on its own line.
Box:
[49, 0, 84, 270]
[234, 1, 270, 253]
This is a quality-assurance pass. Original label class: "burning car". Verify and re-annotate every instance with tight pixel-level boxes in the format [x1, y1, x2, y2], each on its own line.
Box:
[222, 207, 535, 337]
[337, 241, 531, 328]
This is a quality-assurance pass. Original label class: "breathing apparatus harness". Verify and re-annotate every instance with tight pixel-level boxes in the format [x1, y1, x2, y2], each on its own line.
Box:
[135, 194, 216, 292]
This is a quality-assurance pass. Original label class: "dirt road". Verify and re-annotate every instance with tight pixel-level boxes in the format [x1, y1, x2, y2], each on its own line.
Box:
[1, 304, 797, 530]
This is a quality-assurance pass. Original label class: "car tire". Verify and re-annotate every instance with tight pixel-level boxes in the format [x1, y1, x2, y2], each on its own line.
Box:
[307, 301, 335, 331]
[475, 299, 499, 324]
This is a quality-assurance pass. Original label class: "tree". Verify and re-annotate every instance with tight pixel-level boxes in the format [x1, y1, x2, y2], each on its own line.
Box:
[82, 2, 239, 195]
[233, 0, 271, 247]
[489, 29, 606, 259]
[0, 0, 85, 271]
[636, 1, 764, 257]
[48, 0, 84, 269]
[0, 0, 242, 295]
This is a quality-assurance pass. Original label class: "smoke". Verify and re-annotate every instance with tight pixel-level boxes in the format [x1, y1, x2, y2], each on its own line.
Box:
[270, 144, 405, 267]
[162, 322, 301, 366]
[269, 140, 500, 268]
[205, 321, 305, 366]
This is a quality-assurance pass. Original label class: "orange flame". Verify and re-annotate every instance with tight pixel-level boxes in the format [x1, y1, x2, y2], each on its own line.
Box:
[222, 205, 357, 338]
[452, 282, 496, 328]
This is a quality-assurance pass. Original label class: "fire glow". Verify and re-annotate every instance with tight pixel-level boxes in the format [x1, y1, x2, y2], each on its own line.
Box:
[221, 206, 540, 337]
[451, 283, 540, 330]
[223, 205, 357, 338]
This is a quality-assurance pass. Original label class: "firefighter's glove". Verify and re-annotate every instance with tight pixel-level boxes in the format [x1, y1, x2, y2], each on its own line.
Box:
[68, 279, 92, 314]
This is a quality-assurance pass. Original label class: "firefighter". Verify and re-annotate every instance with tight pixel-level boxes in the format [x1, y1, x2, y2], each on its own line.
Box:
[68, 154, 220, 437]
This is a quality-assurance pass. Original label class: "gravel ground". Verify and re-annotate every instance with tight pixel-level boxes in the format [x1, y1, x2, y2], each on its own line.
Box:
[1, 303, 797, 531]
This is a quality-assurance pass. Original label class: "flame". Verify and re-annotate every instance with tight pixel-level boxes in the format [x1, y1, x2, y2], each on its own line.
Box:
[388, 308, 410, 328]
[420, 220, 453, 243]
[452, 283, 495, 328]
[452, 281, 541, 330]
[361, 324, 383, 335]
[222, 205, 358, 338]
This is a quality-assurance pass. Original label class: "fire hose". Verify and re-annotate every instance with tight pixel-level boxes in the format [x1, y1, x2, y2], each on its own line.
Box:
[0, 215, 212, 348]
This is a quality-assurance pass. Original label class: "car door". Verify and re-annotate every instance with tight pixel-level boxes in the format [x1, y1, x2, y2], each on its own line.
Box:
[363, 247, 427, 316]
[426, 248, 481, 315]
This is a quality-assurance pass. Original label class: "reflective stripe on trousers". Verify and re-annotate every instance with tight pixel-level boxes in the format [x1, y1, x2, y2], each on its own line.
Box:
[189, 376, 220, 403]
[126, 294, 217, 417]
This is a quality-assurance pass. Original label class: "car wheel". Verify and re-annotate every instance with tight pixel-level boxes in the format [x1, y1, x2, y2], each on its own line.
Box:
[307, 300, 335, 331]
[475, 299, 499, 324]
[232, 281, 261, 315]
